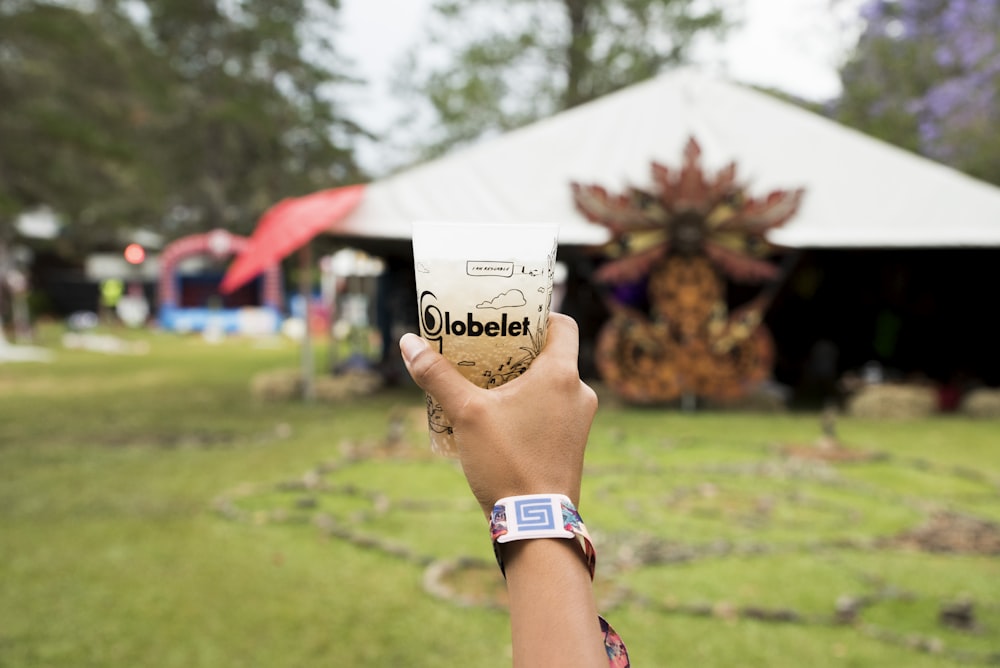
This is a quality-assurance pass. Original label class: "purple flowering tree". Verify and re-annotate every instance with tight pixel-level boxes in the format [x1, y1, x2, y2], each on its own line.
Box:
[836, 0, 1000, 185]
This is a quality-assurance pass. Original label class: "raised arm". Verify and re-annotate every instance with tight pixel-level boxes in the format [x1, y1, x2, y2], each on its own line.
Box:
[399, 313, 623, 668]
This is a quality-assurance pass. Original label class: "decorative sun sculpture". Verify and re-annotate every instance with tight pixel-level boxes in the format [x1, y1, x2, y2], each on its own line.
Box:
[571, 137, 804, 404]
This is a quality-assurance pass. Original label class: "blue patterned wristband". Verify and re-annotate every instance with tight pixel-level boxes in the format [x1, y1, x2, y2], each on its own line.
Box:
[488, 494, 630, 667]
[489, 494, 596, 577]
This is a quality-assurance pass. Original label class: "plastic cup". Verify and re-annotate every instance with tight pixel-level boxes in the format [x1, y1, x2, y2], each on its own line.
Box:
[411, 221, 559, 456]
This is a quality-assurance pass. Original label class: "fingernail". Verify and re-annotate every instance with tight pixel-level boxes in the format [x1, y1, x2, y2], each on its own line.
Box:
[399, 333, 429, 362]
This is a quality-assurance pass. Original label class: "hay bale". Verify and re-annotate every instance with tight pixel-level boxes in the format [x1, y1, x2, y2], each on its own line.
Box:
[960, 388, 1000, 418]
[251, 368, 383, 402]
[313, 370, 382, 402]
[250, 368, 302, 401]
[846, 383, 937, 419]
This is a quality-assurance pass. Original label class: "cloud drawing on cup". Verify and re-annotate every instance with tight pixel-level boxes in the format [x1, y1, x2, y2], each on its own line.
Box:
[415, 262, 431, 273]
[477, 289, 527, 310]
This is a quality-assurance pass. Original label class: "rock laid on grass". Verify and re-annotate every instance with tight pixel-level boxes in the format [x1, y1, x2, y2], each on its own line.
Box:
[890, 512, 1000, 555]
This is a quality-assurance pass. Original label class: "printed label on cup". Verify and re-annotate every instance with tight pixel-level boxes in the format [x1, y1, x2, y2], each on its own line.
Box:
[466, 261, 514, 277]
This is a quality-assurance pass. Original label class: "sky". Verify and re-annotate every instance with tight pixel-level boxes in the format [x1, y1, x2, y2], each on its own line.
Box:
[336, 0, 867, 174]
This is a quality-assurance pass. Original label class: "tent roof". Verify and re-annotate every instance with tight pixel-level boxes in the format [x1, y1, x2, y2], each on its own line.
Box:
[333, 68, 1000, 248]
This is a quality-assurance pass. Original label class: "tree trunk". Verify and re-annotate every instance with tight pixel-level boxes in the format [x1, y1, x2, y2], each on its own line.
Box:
[562, 0, 592, 109]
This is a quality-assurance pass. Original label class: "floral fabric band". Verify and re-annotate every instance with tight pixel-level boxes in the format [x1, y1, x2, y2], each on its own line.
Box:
[489, 495, 630, 667]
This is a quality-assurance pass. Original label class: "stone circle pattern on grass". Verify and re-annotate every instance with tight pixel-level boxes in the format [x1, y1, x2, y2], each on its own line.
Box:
[214, 430, 1000, 665]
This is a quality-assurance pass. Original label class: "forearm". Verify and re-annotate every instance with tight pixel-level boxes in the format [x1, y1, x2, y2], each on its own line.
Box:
[399, 320, 628, 665]
[503, 539, 608, 668]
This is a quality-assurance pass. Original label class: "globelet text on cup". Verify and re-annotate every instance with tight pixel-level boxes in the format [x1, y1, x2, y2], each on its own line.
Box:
[419, 290, 534, 351]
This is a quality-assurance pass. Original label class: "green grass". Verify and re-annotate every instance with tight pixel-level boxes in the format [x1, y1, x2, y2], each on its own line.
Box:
[2, 325, 999, 667]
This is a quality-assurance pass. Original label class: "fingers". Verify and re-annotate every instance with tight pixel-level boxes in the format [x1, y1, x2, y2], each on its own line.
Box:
[398, 333, 473, 410]
[400, 312, 585, 411]
[533, 313, 581, 373]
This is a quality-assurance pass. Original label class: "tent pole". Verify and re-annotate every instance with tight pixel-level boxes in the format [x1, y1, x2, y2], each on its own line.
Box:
[299, 245, 315, 402]
[0, 241, 9, 345]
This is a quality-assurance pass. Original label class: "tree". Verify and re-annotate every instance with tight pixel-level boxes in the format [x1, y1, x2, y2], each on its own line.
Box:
[0, 0, 367, 250]
[0, 3, 165, 241]
[0, 2, 162, 334]
[835, 0, 1000, 185]
[142, 0, 368, 238]
[395, 0, 732, 160]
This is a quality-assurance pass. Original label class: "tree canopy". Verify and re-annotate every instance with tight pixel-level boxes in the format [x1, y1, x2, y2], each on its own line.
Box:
[835, 0, 1000, 186]
[395, 0, 732, 160]
[0, 0, 366, 250]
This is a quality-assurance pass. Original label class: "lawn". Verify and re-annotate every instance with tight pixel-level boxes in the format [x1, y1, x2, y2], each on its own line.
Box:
[1, 325, 998, 667]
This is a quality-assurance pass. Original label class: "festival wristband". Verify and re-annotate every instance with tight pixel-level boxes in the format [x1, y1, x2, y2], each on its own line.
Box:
[489, 494, 630, 667]
[489, 494, 596, 578]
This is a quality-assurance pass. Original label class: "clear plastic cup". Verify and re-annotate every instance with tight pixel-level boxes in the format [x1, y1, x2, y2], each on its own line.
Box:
[411, 221, 559, 456]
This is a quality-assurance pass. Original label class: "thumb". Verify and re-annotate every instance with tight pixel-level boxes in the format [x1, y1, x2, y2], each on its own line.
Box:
[398, 333, 473, 411]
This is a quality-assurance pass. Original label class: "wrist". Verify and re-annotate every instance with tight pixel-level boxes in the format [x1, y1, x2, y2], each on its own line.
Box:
[500, 536, 593, 579]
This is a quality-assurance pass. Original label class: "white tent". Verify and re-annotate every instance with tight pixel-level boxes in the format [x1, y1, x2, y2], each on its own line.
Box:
[332, 68, 1000, 248]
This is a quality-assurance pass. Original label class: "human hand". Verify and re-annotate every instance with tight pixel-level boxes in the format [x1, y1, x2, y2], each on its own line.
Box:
[399, 313, 598, 517]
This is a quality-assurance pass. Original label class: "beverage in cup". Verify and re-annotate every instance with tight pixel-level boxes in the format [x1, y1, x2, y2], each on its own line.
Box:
[411, 222, 559, 456]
